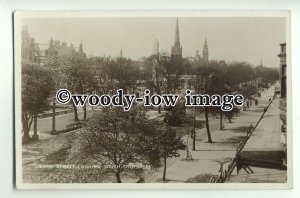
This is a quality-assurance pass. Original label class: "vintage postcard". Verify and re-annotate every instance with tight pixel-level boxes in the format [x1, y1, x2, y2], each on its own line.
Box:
[14, 11, 292, 189]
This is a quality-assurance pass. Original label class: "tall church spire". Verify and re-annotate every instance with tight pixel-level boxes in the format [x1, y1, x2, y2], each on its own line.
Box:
[171, 17, 182, 68]
[203, 38, 209, 62]
[174, 17, 180, 47]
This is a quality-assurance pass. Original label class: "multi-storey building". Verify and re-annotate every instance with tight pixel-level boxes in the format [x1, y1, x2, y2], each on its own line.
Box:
[45, 38, 86, 59]
[278, 43, 286, 98]
[21, 25, 41, 66]
[278, 43, 287, 153]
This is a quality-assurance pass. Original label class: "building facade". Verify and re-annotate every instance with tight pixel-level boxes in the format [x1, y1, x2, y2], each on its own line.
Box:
[278, 43, 286, 98]
[21, 26, 41, 66]
[45, 38, 86, 59]
[278, 43, 287, 153]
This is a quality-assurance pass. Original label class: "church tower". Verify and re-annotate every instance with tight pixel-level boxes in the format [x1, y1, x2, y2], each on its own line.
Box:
[203, 38, 209, 62]
[171, 18, 182, 68]
[195, 50, 201, 62]
[78, 43, 86, 58]
[152, 39, 160, 85]
[153, 39, 159, 56]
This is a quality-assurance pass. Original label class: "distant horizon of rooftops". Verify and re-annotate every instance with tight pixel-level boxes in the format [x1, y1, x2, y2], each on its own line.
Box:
[22, 17, 286, 68]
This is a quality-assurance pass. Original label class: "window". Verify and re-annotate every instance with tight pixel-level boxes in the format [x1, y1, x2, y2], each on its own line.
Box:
[282, 65, 286, 76]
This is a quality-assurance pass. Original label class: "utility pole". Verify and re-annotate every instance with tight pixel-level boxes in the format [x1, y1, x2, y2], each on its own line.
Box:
[193, 77, 197, 151]
[192, 106, 196, 151]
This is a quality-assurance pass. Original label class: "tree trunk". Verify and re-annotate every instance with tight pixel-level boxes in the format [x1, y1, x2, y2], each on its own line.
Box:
[220, 109, 223, 130]
[162, 132, 167, 181]
[158, 105, 161, 113]
[22, 113, 33, 143]
[228, 111, 232, 123]
[34, 113, 37, 134]
[163, 154, 167, 181]
[83, 104, 87, 121]
[204, 107, 212, 143]
[22, 124, 31, 143]
[72, 101, 79, 121]
[115, 171, 122, 183]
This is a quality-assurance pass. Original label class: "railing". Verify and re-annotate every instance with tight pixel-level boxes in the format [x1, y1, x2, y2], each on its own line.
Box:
[209, 98, 274, 183]
[38, 109, 73, 118]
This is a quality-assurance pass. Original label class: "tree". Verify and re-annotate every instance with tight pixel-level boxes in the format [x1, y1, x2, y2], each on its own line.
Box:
[195, 72, 213, 143]
[159, 58, 179, 93]
[210, 72, 231, 129]
[225, 62, 253, 89]
[254, 65, 279, 86]
[68, 107, 160, 183]
[89, 57, 116, 95]
[22, 65, 55, 142]
[167, 102, 186, 125]
[146, 55, 164, 113]
[63, 56, 94, 121]
[155, 125, 186, 181]
[110, 57, 139, 93]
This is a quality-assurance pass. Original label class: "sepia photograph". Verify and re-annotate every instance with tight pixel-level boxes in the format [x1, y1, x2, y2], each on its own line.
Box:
[14, 11, 291, 189]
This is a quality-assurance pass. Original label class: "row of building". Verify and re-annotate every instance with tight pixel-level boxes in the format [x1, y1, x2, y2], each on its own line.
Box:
[21, 18, 210, 92]
[21, 18, 209, 68]
[21, 25, 86, 67]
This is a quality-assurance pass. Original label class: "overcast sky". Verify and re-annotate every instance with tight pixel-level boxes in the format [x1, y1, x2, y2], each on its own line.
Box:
[22, 17, 286, 68]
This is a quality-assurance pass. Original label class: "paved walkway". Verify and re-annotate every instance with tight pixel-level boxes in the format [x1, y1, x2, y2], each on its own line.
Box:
[227, 167, 287, 183]
[227, 86, 287, 183]
[243, 96, 284, 151]
[144, 86, 276, 183]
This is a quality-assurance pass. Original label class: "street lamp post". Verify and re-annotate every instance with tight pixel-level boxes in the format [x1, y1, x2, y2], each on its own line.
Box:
[51, 101, 57, 135]
[192, 106, 196, 151]
[32, 113, 39, 140]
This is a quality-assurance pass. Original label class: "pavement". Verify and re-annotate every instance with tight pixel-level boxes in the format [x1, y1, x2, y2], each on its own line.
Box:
[243, 96, 284, 151]
[144, 86, 278, 183]
[30, 109, 93, 133]
[227, 167, 287, 183]
[227, 84, 287, 183]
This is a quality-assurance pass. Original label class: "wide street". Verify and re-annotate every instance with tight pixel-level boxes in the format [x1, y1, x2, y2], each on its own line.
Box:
[22, 84, 276, 183]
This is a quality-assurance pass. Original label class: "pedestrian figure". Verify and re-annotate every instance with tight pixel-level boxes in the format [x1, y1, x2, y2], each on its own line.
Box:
[219, 164, 224, 177]
[249, 124, 253, 132]
[186, 149, 193, 161]
[220, 123, 225, 130]
[136, 177, 145, 183]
